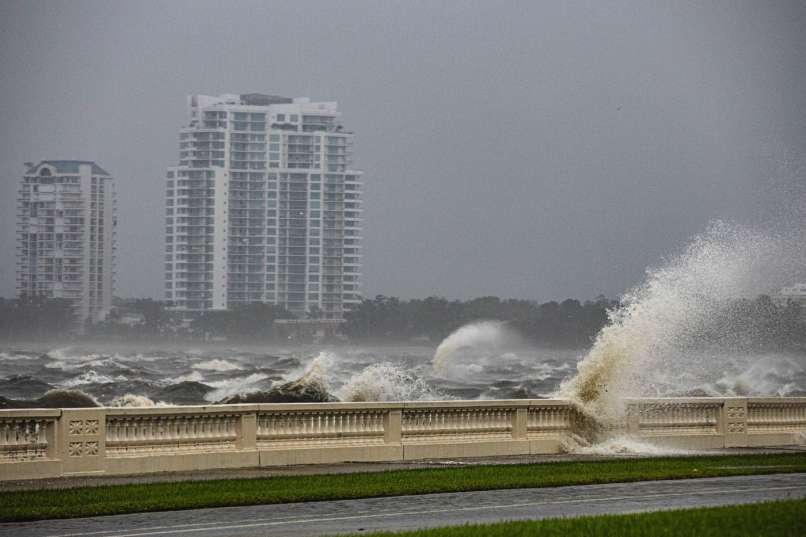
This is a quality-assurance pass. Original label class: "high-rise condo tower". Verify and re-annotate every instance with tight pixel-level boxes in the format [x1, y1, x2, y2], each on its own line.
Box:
[17, 160, 117, 325]
[164, 94, 363, 319]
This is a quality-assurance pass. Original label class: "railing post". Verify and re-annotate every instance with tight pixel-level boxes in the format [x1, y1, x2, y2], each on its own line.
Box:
[238, 412, 257, 450]
[626, 402, 640, 434]
[384, 408, 402, 444]
[45, 415, 59, 460]
[59, 408, 106, 476]
[723, 398, 748, 448]
[512, 407, 527, 440]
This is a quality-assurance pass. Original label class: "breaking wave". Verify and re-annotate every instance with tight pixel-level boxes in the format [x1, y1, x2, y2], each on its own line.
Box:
[560, 221, 801, 427]
[204, 373, 272, 402]
[338, 363, 444, 402]
[61, 370, 128, 387]
[432, 321, 521, 375]
[193, 359, 243, 371]
[110, 394, 163, 407]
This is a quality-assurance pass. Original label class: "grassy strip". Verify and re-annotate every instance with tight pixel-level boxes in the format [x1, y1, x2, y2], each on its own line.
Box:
[1, 453, 805, 522]
[344, 498, 806, 537]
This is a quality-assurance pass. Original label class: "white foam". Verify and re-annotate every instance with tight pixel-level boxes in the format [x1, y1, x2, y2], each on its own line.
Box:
[166, 371, 206, 384]
[109, 394, 167, 408]
[575, 435, 692, 456]
[560, 222, 799, 426]
[192, 359, 244, 372]
[204, 373, 271, 401]
[338, 363, 444, 402]
[432, 321, 521, 375]
[61, 370, 128, 387]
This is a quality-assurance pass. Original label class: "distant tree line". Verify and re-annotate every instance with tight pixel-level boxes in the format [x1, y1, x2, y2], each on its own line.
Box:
[0, 294, 803, 350]
[0, 296, 75, 339]
[343, 295, 615, 347]
[344, 294, 806, 349]
[92, 300, 295, 340]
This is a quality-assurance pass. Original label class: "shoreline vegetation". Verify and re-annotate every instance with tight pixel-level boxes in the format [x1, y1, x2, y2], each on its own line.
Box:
[1, 453, 805, 522]
[1, 294, 804, 351]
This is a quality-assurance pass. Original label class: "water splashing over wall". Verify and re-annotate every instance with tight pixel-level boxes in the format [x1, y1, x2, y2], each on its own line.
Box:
[560, 221, 798, 427]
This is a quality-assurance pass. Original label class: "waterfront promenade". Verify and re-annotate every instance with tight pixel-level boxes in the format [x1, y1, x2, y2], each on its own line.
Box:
[2, 473, 804, 537]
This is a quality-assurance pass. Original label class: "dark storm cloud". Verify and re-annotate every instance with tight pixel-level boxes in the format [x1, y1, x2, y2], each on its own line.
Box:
[1, 0, 805, 301]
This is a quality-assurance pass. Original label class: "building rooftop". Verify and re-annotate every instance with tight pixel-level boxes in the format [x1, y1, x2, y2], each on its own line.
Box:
[240, 93, 293, 106]
[25, 160, 111, 176]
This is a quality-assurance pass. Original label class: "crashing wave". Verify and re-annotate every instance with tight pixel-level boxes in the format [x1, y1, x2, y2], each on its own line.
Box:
[110, 394, 164, 407]
[338, 363, 443, 402]
[61, 370, 128, 387]
[560, 222, 799, 428]
[432, 321, 521, 375]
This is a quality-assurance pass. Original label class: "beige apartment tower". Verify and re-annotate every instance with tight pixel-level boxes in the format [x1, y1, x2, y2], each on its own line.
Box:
[17, 161, 116, 325]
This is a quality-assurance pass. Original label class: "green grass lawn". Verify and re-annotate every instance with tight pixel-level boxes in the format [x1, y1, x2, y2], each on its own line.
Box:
[344, 499, 806, 537]
[1, 453, 805, 522]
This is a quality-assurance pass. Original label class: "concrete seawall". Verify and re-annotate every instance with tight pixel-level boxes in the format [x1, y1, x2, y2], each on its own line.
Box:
[1, 397, 804, 481]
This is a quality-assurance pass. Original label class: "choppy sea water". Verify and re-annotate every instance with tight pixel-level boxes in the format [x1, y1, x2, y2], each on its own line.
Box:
[0, 341, 803, 406]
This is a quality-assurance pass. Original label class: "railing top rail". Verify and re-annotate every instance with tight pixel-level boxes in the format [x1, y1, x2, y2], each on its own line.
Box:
[1, 397, 805, 417]
[402, 399, 532, 409]
[0, 409, 61, 418]
[106, 404, 260, 416]
[625, 396, 806, 404]
[746, 397, 806, 404]
[624, 397, 728, 405]
[256, 402, 404, 411]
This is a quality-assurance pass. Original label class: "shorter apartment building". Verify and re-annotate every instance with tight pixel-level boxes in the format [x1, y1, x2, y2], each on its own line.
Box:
[16, 161, 116, 325]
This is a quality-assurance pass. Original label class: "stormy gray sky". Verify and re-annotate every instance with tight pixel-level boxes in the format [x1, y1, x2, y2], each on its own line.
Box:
[1, 1, 804, 301]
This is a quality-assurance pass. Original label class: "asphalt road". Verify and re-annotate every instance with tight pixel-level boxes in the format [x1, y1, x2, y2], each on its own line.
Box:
[2, 473, 805, 537]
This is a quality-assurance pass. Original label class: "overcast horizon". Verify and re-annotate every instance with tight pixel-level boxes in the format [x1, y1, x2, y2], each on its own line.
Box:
[2, 0, 805, 303]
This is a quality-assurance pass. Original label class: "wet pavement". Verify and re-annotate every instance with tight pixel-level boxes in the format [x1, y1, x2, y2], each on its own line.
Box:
[2, 472, 804, 537]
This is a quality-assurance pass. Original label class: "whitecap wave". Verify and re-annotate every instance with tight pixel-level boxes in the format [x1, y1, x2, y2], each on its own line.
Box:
[165, 371, 206, 384]
[338, 363, 444, 402]
[204, 373, 271, 401]
[193, 359, 244, 372]
[109, 394, 167, 407]
[61, 370, 128, 387]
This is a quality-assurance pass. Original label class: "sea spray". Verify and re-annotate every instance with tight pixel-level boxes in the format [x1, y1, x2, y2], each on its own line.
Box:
[110, 394, 163, 407]
[339, 363, 444, 402]
[433, 321, 520, 374]
[560, 221, 792, 428]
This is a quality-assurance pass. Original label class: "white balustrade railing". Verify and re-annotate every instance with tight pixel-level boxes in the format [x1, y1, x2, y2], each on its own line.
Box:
[0, 411, 57, 462]
[528, 404, 578, 437]
[258, 406, 387, 447]
[106, 410, 241, 456]
[626, 399, 722, 436]
[747, 399, 806, 433]
[402, 404, 515, 442]
[0, 397, 804, 480]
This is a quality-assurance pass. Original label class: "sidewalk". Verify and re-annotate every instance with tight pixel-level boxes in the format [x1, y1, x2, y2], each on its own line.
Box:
[2, 445, 804, 492]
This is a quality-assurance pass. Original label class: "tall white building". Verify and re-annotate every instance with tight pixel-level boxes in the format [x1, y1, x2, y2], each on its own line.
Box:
[164, 93, 363, 319]
[17, 161, 117, 325]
